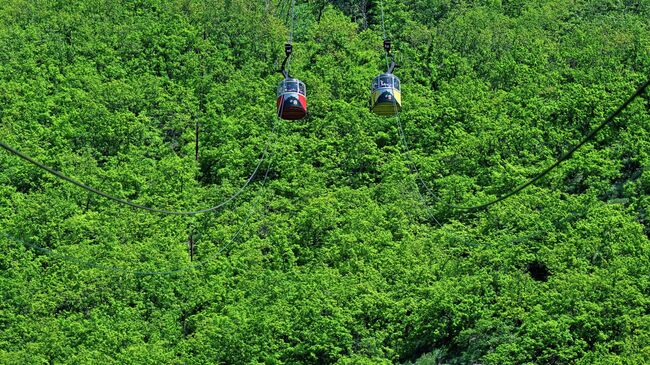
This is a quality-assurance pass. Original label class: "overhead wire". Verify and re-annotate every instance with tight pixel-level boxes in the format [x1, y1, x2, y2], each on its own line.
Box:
[2, 0, 294, 216]
[376, 0, 650, 214]
[378, 0, 387, 41]
[285, 0, 296, 75]
[378, 0, 389, 70]
[397, 116, 582, 251]
[395, 120, 557, 251]
[398, 77, 650, 212]
[396, 117, 444, 228]
[2, 110, 283, 276]
[2, 145, 275, 276]
[0, 119, 277, 216]
[289, 0, 295, 44]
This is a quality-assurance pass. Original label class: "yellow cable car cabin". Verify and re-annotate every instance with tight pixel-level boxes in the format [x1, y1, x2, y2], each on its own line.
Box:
[370, 73, 401, 116]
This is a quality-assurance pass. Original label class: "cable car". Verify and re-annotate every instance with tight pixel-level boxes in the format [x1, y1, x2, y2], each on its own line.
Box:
[370, 39, 401, 117]
[277, 78, 307, 120]
[277, 43, 307, 120]
[370, 73, 401, 116]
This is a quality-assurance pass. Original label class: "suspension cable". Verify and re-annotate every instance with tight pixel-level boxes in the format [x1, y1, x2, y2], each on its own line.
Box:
[396, 107, 585, 251]
[379, 0, 387, 40]
[0, 120, 277, 216]
[2, 154, 274, 276]
[289, 0, 295, 44]
[396, 122, 443, 227]
[396, 116, 559, 251]
[2, 114, 281, 276]
[399, 77, 650, 212]
[283, 0, 296, 74]
[378, 0, 390, 69]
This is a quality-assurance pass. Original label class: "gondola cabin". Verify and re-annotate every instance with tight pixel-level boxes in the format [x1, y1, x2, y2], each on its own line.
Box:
[370, 73, 401, 116]
[277, 78, 307, 120]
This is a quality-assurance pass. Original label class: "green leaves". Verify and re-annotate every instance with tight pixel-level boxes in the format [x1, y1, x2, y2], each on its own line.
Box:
[1, 0, 649, 364]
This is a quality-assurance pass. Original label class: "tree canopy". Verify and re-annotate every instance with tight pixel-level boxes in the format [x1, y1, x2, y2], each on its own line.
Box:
[1, 0, 650, 363]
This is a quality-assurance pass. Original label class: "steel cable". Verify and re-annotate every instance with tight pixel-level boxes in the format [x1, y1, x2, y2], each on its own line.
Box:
[1, 150, 274, 276]
[2, 112, 283, 276]
[398, 77, 650, 212]
[0, 120, 277, 215]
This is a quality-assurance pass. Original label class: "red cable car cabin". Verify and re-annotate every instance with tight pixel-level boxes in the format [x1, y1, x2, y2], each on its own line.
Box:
[276, 78, 307, 120]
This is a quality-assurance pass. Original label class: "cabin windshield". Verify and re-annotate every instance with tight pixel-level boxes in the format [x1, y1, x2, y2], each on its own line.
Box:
[286, 82, 299, 92]
[372, 74, 401, 92]
[278, 79, 306, 96]
[379, 76, 392, 88]
[376, 75, 400, 89]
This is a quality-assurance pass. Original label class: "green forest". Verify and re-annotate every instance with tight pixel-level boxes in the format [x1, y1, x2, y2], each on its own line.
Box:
[1, 0, 650, 363]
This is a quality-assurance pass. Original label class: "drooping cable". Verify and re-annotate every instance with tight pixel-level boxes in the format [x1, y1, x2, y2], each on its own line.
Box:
[0, 120, 277, 216]
[2, 114, 281, 276]
[399, 77, 650, 212]
[2, 150, 274, 276]
[396, 111, 553, 251]
[395, 118, 443, 228]
[397, 115, 584, 251]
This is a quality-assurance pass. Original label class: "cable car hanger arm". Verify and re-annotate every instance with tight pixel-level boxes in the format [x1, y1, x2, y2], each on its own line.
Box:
[387, 58, 397, 74]
[278, 43, 292, 79]
[384, 39, 398, 74]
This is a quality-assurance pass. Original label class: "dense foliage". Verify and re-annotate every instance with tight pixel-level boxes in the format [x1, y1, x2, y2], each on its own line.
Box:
[1, 0, 650, 363]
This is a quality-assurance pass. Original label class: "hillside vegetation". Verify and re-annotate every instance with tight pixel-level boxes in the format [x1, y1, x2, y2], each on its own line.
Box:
[1, 0, 650, 363]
